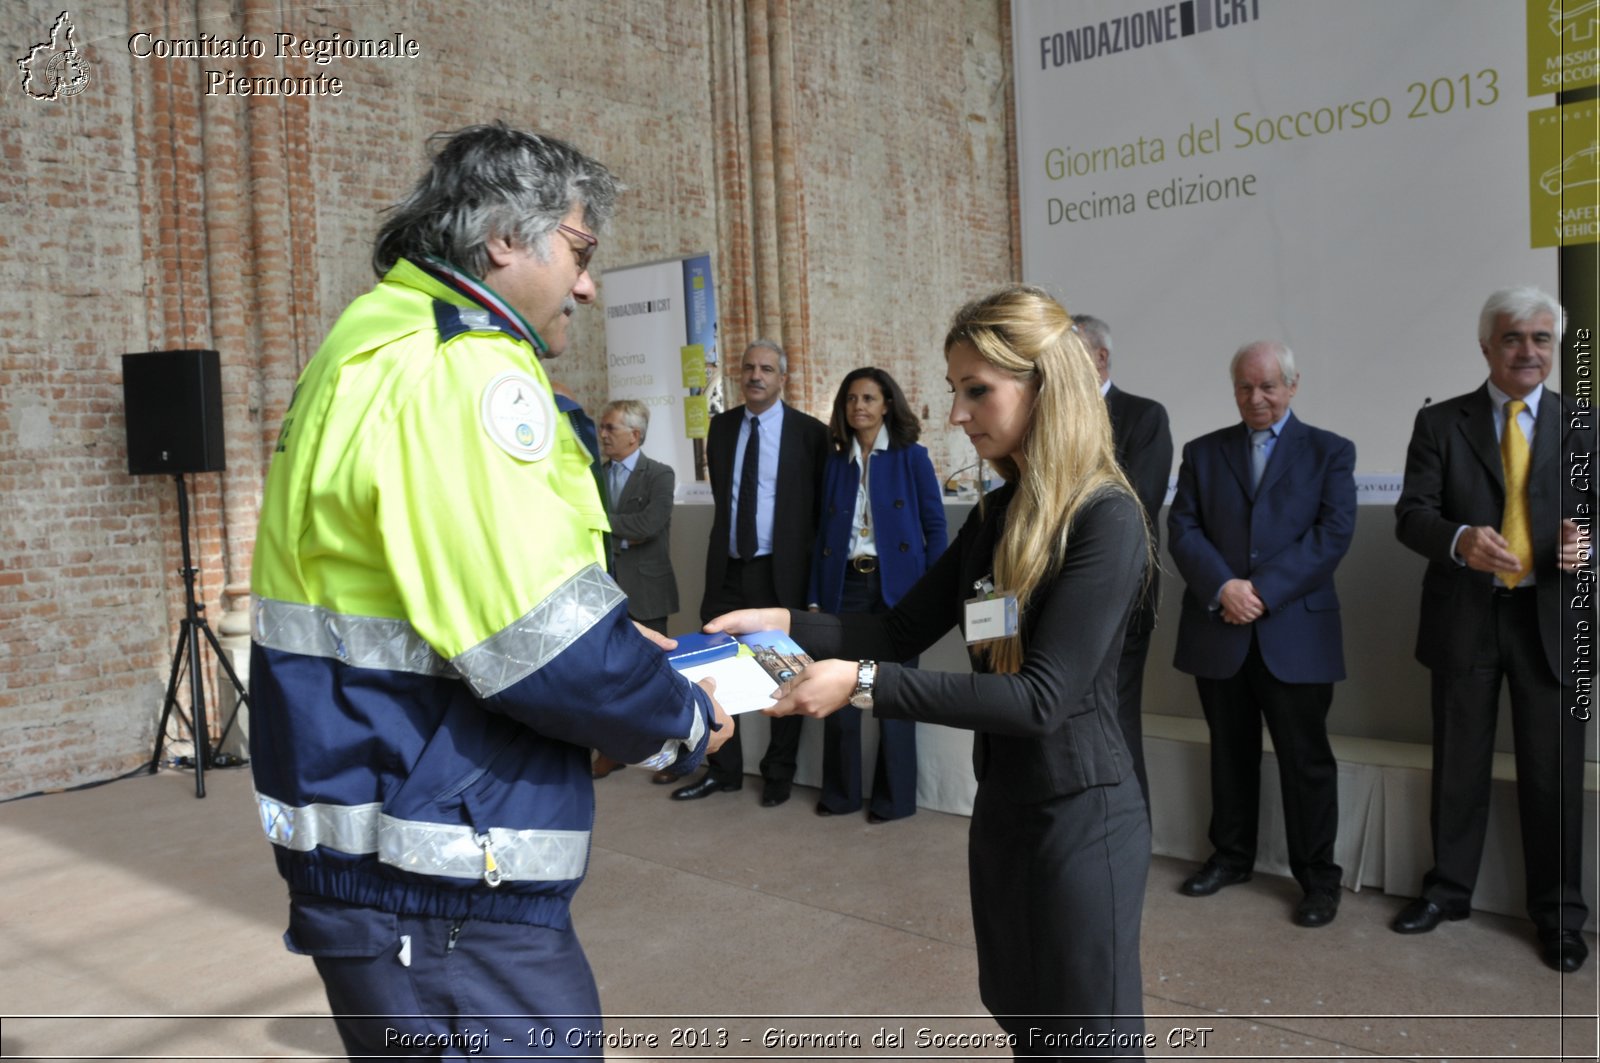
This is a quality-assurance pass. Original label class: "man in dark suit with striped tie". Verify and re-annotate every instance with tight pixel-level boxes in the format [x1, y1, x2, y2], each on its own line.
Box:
[1390, 287, 1593, 973]
[668, 340, 829, 806]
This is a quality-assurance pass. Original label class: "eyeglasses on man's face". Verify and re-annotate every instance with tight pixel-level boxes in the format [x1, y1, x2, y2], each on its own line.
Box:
[557, 224, 598, 273]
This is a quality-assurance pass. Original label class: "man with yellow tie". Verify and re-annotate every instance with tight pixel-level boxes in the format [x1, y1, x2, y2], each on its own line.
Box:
[1393, 287, 1594, 973]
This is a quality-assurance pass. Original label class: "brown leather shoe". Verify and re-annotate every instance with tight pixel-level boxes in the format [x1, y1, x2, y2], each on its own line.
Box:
[591, 755, 624, 780]
[650, 769, 676, 784]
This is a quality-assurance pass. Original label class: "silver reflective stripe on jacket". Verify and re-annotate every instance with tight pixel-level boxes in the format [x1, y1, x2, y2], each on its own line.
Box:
[257, 792, 589, 883]
[252, 597, 454, 677]
[637, 691, 708, 772]
[258, 794, 382, 853]
[380, 819, 588, 882]
[251, 563, 625, 696]
[452, 563, 626, 698]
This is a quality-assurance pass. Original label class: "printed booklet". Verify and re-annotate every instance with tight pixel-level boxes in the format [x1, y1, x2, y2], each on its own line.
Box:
[667, 630, 813, 714]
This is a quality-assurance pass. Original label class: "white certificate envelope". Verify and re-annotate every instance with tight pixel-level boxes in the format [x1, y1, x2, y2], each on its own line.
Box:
[677, 654, 784, 714]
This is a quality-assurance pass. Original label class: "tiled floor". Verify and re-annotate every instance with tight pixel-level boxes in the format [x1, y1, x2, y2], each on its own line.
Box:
[0, 764, 1594, 1061]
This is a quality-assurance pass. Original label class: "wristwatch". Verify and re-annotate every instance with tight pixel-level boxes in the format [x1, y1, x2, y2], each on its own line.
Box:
[849, 660, 877, 709]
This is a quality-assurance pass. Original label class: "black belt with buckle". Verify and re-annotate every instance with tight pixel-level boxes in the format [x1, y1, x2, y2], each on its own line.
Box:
[848, 556, 878, 574]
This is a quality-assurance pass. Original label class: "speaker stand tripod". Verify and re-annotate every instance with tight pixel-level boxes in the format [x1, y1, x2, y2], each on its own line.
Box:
[148, 472, 251, 798]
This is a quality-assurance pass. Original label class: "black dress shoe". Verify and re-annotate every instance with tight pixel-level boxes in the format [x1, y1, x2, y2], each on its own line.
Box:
[1390, 897, 1470, 934]
[671, 775, 741, 801]
[760, 783, 790, 807]
[814, 802, 835, 817]
[1540, 930, 1589, 973]
[1293, 890, 1340, 928]
[1179, 863, 1251, 897]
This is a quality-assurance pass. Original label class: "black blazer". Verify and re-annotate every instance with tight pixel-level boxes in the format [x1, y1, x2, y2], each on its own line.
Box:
[1105, 384, 1172, 634]
[700, 402, 830, 619]
[1395, 383, 1592, 682]
[791, 484, 1147, 803]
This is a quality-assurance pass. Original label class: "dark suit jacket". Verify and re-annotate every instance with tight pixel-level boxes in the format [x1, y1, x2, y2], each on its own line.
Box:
[791, 485, 1146, 803]
[808, 443, 949, 611]
[607, 453, 679, 621]
[700, 402, 830, 619]
[1168, 412, 1357, 683]
[1106, 384, 1173, 634]
[1395, 383, 1590, 682]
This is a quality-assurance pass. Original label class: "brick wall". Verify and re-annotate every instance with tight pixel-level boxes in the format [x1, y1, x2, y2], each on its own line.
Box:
[0, 0, 1013, 798]
[789, 0, 1014, 477]
[5, 3, 170, 795]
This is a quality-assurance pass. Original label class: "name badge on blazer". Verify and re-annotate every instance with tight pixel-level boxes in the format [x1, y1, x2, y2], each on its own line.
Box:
[964, 577, 1018, 644]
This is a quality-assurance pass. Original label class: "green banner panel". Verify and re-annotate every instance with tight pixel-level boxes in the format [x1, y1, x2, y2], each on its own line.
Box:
[1530, 100, 1600, 247]
[1528, 0, 1600, 95]
[680, 344, 706, 388]
[683, 395, 708, 440]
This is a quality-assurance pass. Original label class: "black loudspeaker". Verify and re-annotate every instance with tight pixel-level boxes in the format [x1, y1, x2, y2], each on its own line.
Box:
[122, 349, 226, 475]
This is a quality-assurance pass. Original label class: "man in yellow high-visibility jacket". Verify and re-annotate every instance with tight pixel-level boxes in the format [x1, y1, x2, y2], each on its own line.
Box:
[250, 123, 731, 1058]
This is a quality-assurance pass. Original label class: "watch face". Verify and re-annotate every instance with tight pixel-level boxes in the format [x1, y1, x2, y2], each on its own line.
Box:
[851, 661, 875, 709]
[860, 663, 875, 681]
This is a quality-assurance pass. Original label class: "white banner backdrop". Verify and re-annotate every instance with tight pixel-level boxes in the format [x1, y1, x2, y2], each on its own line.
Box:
[1012, 0, 1557, 476]
[601, 256, 714, 501]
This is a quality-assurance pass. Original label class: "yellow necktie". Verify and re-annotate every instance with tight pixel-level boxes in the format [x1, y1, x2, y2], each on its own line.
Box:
[1499, 399, 1532, 588]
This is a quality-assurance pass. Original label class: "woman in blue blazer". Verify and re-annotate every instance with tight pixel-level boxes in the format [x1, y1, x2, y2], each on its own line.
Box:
[808, 367, 948, 820]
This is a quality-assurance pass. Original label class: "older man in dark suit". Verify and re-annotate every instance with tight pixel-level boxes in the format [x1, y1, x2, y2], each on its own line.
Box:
[1076, 313, 1172, 809]
[599, 399, 679, 634]
[1168, 340, 1356, 928]
[669, 340, 829, 806]
[1391, 287, 1593, 973]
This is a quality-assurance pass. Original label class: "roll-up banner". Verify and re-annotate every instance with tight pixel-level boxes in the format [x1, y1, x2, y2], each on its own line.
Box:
[602, 254, 719, 502]
[1012, 1, 1588, 498]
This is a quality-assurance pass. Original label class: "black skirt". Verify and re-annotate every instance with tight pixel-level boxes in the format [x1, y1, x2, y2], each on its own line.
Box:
[969, 772, 1150, 1059]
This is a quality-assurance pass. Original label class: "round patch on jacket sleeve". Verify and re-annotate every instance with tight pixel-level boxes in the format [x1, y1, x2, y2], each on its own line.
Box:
[480, 371, 556, 462]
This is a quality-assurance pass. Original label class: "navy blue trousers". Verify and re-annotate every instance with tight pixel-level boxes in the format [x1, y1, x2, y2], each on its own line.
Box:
[287, 894, 602, 1060]
[817, 566, 919, 819]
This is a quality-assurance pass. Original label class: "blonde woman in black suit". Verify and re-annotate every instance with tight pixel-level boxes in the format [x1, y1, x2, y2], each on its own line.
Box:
[710, 287, 1152, 1057]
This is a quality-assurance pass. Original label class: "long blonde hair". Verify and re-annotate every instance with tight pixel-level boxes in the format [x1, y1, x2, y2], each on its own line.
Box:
[945, 285, 1147, 673]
